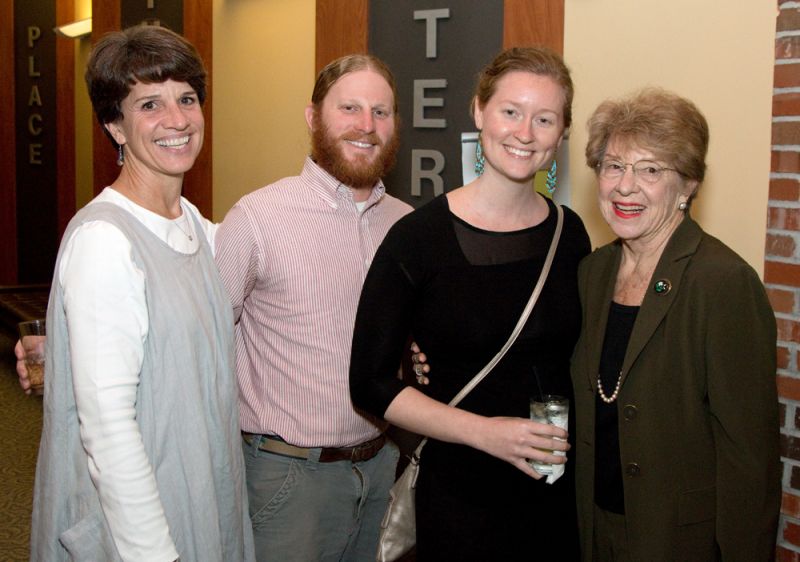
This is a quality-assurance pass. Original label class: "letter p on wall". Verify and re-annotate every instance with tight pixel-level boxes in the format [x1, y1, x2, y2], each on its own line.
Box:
[27, 26, 41, 47]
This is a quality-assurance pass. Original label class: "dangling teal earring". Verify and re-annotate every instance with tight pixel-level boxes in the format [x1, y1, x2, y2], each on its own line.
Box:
[545, 160, 557, 194]
[474, 135, 485, 176]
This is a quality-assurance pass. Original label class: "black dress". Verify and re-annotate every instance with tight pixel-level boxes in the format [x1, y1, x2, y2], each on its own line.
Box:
[350, 194, 590, 561]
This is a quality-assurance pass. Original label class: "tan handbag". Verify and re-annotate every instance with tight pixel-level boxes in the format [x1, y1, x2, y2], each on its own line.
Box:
[375, 205, 565, 562]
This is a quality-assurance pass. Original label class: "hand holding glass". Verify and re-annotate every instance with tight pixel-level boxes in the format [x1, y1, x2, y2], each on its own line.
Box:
[528, 395, 569, 475]
[18, 319, 46, 392]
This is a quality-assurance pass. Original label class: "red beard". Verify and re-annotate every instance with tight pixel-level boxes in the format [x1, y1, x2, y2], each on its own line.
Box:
[310, 113, 399, 190]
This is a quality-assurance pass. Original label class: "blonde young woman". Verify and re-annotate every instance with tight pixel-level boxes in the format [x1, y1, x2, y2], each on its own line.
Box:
[350, 47, 589, 561]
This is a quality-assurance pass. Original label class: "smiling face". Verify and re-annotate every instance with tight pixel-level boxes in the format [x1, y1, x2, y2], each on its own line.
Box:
[597, 137, 697, 251]
[306, 69, 398, 191]
[105, 79, 204, 181]
[473, 71, 565, 186]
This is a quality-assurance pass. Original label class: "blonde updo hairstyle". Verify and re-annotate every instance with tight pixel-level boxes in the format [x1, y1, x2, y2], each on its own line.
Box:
[471, 46, 574, 130]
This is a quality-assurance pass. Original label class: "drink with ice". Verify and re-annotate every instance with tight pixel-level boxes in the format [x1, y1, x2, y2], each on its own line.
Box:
[529, 395, 569, 475]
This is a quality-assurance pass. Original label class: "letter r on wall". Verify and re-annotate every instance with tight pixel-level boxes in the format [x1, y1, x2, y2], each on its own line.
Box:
[411, 150, 445, 197]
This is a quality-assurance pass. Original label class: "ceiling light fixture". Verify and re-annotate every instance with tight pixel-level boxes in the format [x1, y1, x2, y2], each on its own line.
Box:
[54, 18, 92, 39]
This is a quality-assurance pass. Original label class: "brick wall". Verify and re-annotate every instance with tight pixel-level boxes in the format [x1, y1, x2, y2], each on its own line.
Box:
[775, 3, 800, 560]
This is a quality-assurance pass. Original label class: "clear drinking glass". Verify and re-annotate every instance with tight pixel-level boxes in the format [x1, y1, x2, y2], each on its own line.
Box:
[528, 394, 569, 475]
[19, 319, 46, 391]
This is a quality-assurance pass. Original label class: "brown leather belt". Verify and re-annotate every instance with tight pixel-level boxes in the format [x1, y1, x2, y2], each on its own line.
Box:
[242, 432, 386, 463]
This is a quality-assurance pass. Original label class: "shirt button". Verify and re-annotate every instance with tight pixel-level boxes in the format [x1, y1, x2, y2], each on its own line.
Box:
[625, 463, 641, 477]
[622, 404, 638, 421]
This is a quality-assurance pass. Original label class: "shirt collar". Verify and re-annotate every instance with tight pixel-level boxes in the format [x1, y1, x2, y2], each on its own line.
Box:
[301, 157, 387, 209]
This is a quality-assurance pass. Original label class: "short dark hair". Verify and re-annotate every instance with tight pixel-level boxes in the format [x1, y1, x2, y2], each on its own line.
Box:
[473, 46, 574, 129]
[311, 54, 397, 113]
[85, 24, 207, 143]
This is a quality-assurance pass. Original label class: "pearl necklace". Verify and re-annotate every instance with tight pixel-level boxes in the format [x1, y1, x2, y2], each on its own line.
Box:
[597, 371, 623, 403]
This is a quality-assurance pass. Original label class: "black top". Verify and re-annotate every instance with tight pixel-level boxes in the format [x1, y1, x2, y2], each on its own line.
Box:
[350, 194, 590, 560]
[594, 301, 639, 514]
[451, 211, 554, 265]
[351, 194, 590, 422]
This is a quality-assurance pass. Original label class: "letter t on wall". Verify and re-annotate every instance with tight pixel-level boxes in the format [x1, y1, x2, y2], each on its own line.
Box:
[413, 9, 450, 59]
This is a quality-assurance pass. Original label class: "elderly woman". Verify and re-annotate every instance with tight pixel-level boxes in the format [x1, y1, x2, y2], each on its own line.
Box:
[350, 47, 589, 561]
[571, 89, 780, 561]
[29, 25, 254, 561]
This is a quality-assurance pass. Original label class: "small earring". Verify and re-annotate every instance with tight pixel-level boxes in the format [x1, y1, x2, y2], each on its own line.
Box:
[678, 201, 688, 211]
[116, 144, 125, 167]
[545, 160, 558, 194]
[474, 135, 485, 176]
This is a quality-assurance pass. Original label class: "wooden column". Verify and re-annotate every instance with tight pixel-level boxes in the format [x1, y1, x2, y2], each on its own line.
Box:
[56, 0, 76, 236]
[503, 0, 564, 53]
[0, 0, 17, 283]
[315, 0, 368, 73]
[90, 0, 121, 196]
[182, 0, 212, 217]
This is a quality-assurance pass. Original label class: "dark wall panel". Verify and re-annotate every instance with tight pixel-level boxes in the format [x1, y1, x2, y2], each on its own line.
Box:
[14, 0, 59, 283]
[369, 1, 503, 207]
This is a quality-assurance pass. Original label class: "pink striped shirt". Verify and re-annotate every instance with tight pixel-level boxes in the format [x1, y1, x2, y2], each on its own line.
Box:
[216, 158, 412, 448]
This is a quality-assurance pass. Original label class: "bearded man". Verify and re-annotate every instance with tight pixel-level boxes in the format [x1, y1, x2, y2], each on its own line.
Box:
[215, 55, 412, 562]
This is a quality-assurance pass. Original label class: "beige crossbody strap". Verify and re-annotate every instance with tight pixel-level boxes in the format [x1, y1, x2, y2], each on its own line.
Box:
[411, 204, 565, 459]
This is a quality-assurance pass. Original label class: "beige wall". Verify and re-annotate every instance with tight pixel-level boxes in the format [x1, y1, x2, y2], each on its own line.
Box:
[209, 1, 777, 272]
[565, 1, 777, 274]
[211, 0, 315, 221]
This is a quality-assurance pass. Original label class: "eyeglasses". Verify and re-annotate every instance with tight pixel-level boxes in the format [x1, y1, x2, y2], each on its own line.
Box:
[596, 159, 681, 184]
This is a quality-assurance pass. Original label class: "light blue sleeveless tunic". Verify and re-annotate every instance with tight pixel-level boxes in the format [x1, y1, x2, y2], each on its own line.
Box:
[30, 202, 255, 561]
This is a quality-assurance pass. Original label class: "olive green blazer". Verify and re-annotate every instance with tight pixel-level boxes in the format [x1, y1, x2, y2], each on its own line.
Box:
[571, 217, 780, 562]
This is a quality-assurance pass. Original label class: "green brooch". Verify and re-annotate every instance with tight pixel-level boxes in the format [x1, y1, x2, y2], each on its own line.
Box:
[653, 279, 671, 295]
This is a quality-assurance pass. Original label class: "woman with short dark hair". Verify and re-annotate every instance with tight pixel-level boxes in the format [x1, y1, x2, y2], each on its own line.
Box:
[29, 25, 254, 561]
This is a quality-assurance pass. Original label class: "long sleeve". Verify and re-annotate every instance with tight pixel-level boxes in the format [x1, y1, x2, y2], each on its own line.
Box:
[705, 262, 780, 560]
[350, 231, 416, 418]
[59, 221, 179, 562]
[215, 203, 260, 323]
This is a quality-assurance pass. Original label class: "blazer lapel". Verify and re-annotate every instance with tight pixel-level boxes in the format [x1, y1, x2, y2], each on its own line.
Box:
[619, 217, 704, 386]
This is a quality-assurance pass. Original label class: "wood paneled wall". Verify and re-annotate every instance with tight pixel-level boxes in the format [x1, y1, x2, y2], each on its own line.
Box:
[314, 0, 564, 73]
[315, 0, 368, 73]
[1, 0, 17, 283]
[56, 0, 76, 236]
[0, 0, 81, 283]
[90, 0, 121, 196]
[503, 0, 563, 53]
[181, 0, 212, 217]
